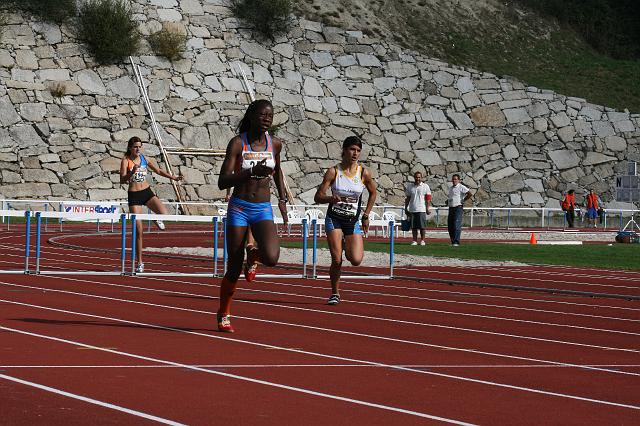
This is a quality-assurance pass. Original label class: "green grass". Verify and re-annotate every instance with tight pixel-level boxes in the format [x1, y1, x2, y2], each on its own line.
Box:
[281, 240, 640, 270]
[444, 29, 640, 113]
[399, 6, 640, 113]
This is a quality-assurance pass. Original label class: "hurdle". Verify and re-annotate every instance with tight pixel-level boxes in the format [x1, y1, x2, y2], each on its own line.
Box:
[32, 210, 125, 276]
[20, 209, 395, 279]
[0, 210, 33, 274]
[126, 213, 311, 279]
[312, 219, 395, 280]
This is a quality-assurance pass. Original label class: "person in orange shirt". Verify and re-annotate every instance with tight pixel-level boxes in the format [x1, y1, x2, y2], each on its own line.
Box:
[585, 189, 599, 228]
[560, 189, 576, 228]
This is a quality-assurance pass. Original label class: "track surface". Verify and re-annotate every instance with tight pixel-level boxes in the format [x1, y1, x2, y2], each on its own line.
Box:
[0, 227, 639, 424]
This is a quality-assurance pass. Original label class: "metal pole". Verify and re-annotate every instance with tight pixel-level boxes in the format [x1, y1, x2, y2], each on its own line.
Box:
[24, 211, 31, 273]
[35, 212, 41, 274]
[541, 208, 545, 228]
[302, 218, 308, 278]
[120, 214, 127, 275]
[470, 207, 474, 228]
[312, 219, 318, 279]
[131, 214, 137, 274]
[213, 216, 218, 277]
[389, 220, 395, 279]
[223, 217, 228, 275]
[619, 211, 623, 231]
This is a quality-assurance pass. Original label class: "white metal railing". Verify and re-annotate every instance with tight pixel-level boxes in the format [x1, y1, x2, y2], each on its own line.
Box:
[1, 198, 638, 230]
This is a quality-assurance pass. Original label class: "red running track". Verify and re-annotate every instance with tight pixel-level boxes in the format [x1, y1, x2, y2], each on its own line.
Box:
[0, 229, 639, 424]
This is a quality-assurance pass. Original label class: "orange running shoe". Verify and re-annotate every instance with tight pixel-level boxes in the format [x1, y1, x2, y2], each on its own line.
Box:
[217, 313, 234, 333]
[244, 247, 259, 282]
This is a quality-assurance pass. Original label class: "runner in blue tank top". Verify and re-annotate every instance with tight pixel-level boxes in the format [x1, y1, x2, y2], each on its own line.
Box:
[120, 136, 183, 273]
[216, 99, 289, 332]
[314, 136, 377, 306]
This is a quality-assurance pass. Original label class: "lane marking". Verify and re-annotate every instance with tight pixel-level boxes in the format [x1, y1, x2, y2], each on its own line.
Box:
[2, 242, 639, 314]
[2, 299, 640, 411]
[2, 282, 639, 379]
[0, 325, 475, 425]
[0, 372, 184, 425]
[2, 364, 640, 369]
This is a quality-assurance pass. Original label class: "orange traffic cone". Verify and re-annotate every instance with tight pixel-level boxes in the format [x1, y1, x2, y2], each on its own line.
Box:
[529, 233, 537, 245]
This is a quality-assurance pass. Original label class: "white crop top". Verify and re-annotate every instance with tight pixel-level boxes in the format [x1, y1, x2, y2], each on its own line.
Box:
[238, 132, 275, 179]
[328, 164, 365, 221]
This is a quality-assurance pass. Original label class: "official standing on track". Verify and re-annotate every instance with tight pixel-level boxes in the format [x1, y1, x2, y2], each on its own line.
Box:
[447, 174, 472, 246]
[585, 189, 600, 228]
[314, 136, 377, 306]
[120, 136, 183, 273]
[560, 189, 576, 228]
[217, 99, 288, 332]
[405, 171, 431, 246]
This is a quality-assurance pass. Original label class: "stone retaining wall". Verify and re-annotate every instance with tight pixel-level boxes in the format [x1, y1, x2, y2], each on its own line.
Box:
[1, 0, 638, 211]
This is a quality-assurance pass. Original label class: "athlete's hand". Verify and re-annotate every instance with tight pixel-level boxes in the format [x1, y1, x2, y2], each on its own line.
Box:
[252, 159, 273, 177]
[329, 194, 342, 204]
[278, 200, 288, 227]
[361, 217, 370, 234]
[131, 164, 140, 173]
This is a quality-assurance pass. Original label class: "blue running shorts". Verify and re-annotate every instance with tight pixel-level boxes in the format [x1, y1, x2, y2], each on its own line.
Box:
[325, 215, 362, 236]
[227, 196, 274, 227]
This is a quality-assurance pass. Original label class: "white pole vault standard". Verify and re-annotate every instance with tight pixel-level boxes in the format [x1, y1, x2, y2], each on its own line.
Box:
[129, 57, 186, 212]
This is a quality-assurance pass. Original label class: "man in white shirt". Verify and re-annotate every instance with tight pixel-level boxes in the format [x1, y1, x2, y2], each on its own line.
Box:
[447, 174, 472, 246]
[405, 171, 431, 245]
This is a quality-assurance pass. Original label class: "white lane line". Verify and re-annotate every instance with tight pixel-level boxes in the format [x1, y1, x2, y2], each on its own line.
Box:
[2, 281, 638, 380]
[2, 303, 640, 412]
[400, 268, 639, 290]
[0, 372, 185, 425]
[3, 241, 639, 314]
[3, 280, 639, 361]
[0, 325, 475, 425]
[7, 266, 640, 340]
[255, 277, 640, 326]
[397, 264, 640, 281]
[2, 364, 640, 369]
[1, 240, 633, 312]
[396, 264, 640, 282]
[333, 278, 640, 322]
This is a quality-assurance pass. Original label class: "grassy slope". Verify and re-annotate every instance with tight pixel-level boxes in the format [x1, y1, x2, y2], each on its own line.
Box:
[282, 240, 640, 270]
[294, 0, 640, 112]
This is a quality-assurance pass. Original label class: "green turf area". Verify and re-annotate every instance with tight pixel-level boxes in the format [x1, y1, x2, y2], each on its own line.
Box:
[281, 240, 640, 270]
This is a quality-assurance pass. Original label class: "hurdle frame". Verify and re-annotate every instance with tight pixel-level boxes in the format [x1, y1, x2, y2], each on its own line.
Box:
[14, 210, 395, 280]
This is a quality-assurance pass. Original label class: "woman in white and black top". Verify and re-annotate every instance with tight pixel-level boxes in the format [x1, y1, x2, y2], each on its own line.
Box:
[314, 136, 377, 305]
[447, 174, 472, 246]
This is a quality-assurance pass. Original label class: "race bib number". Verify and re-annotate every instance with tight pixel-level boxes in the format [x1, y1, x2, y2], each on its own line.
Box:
[131, 171, 146, 182]
[329, 198, 359, 220]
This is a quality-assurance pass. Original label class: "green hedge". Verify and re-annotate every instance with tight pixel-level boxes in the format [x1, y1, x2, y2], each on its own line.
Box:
[231, 0, 292, 39]
[76, 0, 140, 64]
[5, 0, 76, 24]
